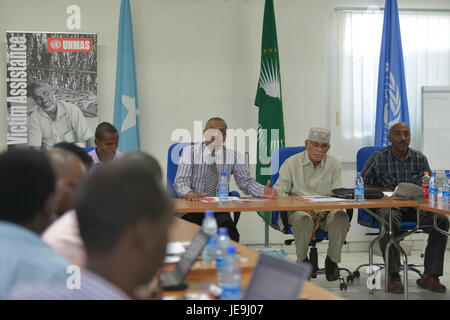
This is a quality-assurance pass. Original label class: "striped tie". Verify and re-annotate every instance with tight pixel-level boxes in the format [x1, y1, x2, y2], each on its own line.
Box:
[203, 158, 218, 196]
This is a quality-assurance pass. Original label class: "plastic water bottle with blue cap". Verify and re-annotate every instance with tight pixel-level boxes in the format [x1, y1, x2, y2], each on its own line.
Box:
[218, 171, 229, 203]
[201, 210, 218, 262]
[216, 227, 231, 286]
[429, 171, 438, 204]
[443, 170, 450, 206]
[354, 172, 364, 204]
[220, 245, 242, 300]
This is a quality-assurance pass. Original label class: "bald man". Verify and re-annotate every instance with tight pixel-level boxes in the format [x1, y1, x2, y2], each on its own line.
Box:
[42, 152, 162, 267]
[47, 148, 88, 217]
[362, 122, 449, 294]
[42, 148, 88, 265]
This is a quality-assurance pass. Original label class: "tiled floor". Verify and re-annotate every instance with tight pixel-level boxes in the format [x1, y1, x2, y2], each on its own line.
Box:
[247, 244, 450, 300]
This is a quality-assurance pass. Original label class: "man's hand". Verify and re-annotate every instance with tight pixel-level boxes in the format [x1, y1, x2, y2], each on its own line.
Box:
[132, 274, 163, 300]
[186, 191, 207, 201]
[263, 180, 279, 199]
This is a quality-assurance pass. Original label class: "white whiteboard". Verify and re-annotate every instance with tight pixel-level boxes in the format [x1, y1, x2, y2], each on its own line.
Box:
[421, 86, 450, 171]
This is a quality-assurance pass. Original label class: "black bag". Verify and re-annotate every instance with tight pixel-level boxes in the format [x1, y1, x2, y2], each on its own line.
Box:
[331, 188, 384, 200]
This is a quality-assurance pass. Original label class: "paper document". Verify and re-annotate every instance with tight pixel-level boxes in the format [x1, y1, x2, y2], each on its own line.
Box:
[166, 241, 188, 255]
[200, 196, 267, 203]
[294, 196, 345, 202]
[200, 196, 240, 203]
[238, 197, 267, 202]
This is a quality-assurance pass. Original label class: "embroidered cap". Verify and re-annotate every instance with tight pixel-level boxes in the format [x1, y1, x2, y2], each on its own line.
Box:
[308, 127, 331, 143]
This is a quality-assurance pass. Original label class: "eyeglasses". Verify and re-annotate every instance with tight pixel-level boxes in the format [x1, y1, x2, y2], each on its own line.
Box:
[309, 141, 329, 149]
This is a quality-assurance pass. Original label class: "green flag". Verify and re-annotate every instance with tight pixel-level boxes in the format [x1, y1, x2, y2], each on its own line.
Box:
[255, 0, 285, 228]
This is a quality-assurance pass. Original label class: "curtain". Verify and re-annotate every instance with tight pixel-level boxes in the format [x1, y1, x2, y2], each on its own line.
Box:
[332, 9, 450, 159]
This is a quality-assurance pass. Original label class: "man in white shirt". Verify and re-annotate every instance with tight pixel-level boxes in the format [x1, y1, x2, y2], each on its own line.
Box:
[174, 117, 278, 242]
[28, 80, 95, 151]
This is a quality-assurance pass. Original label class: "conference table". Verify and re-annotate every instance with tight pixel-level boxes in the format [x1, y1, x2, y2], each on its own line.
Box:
[418, 200, 450, 236]
[165, 217, 342, 300]
[173, 196, 420, 300]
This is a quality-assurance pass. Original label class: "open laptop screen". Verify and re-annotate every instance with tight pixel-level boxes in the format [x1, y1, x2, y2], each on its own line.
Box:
[173, 229, 209, 277]
[244, 253, 311, 300]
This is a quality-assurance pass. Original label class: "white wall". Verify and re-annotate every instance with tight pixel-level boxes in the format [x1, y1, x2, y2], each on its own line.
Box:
[1, 0, 450, 245]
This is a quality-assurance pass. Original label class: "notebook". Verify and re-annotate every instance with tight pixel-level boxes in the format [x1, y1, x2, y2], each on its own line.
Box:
[243, 253, 312, 300]
[159, 229, 209, 291]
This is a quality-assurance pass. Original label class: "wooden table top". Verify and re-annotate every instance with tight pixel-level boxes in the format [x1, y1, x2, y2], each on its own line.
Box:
[163, 272, 342, 300]
[418, 200, 450, 215]
[167, 217, 258, 275]
[173, 196, 419, 213]
[165, 217, 342, 300]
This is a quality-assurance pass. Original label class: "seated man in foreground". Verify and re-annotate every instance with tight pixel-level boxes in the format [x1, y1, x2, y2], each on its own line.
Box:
[0, 149, 70, 299]
[273, 127, 349, 281]
[10, 152, 172, 299]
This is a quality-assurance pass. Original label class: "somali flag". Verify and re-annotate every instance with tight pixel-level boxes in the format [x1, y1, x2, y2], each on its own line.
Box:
[374, 0, 410, 147]
[113, 0, 141, 153]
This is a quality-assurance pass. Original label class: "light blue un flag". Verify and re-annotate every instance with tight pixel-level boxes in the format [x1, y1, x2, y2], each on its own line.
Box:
[113, 0, 141, 153]
[374, 0, 410, 146]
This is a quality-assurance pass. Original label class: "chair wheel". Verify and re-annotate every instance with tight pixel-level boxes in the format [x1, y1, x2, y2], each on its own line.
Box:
[353, 271, 360, 279]
[347, 275, 354, 284]
[340, 283, 348, 290]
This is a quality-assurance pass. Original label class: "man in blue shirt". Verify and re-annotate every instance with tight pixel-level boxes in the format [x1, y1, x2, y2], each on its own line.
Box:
[0, 149, 70, 299]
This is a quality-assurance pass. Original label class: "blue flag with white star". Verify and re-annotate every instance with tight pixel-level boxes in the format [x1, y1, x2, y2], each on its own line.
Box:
[374, 0, 410, 146]
[113, 0, 141, 153]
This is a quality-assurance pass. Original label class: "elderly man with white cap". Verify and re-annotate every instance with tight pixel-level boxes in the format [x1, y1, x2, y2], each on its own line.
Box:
[273, 127, 349, 281]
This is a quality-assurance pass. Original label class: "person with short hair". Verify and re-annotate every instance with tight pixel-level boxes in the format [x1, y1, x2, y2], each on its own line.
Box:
[0, 149, 70, 299]
[361, 122, 449, 293]
[28, 80, 95, 151]
[88, 122, 124, 171]
[273, 127, 349, 281]
[43, 152, 163, 269]
[174, 117, 279, 242]
[42, 148, 89, 266]
[53, 142, 94, 170]
[10, 152, 171, 300]
[47, 148, 88, 217]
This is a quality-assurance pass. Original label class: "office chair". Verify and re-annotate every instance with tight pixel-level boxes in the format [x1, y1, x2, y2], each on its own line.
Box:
[352, 146, 423, 283]
[82, 147, 95, 152]
[167, 142, 241, 225]
[270, 146, 354, 290]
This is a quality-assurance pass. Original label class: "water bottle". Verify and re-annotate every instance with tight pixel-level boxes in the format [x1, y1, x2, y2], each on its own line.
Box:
[216, 227, 231, 286]
[218, 171, 229, 203]
[220, 245, 242, 300]
[421, 171, 430, 201]
[429, 171, 439, 204]
[443, 170, 450, 206]
[354, 172, 364, 204]
[201, 210, 218, 263]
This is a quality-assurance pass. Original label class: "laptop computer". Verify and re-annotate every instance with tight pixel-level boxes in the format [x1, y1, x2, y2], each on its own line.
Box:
[159, 229, 210, 291]
[243, 253, 312, 300]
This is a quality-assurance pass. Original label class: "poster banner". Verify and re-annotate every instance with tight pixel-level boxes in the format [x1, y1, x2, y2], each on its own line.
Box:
[6, 31, 98, 150]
